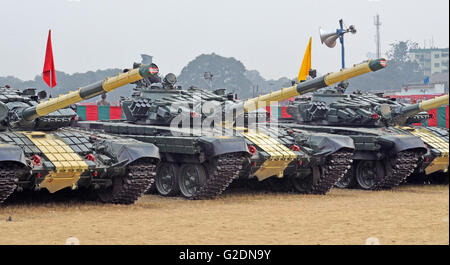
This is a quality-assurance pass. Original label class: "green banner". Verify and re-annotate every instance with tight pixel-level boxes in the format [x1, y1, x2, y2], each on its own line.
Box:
[76, 105, 87, 121]
[437, 107, 447, 128]
[98, 105, 110, 120]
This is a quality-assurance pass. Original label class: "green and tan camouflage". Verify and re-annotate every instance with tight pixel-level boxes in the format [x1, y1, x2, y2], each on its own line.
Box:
[0, 64, 161, 205]
[76, 58, 387, 197]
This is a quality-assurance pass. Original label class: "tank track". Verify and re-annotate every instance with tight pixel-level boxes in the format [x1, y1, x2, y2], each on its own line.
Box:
[334, 164, 355, 189]
[0, 163, 19, 205]
[107, 159, 157, 204]
[375, 150, 420, 190]
[193, 153, 247, 199]
[310, 150, 354, 194]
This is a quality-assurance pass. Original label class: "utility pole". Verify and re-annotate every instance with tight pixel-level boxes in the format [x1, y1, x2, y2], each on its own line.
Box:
[374, 14, 382, 58]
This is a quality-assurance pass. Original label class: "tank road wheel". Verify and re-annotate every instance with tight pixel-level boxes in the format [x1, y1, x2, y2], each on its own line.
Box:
[98, 159, 157, 204]
[290, 166, 322, 193]
[355, 160, 385, 190]
[335, 166, 355, 189]
[178, 164, 207, 199]
[155, 162, 179, 196]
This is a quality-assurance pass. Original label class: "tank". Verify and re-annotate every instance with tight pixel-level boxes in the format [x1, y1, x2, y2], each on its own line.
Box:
[0, 64, 161, 205]
[370, 94, 448, 183]
[77, 68, 250, 199]
[76, 58, 386, 197]
[229, 59, 387, 194]
[282, 87, 438, 189]
[291, 92, 449, 184]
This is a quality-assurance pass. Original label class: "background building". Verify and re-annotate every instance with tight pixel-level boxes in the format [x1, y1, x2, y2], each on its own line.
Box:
[409, 48, 449, 76]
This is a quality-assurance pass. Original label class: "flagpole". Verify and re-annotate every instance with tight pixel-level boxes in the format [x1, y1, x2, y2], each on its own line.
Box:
[49, 29, 52, 98]
[49, 71, 52, 98]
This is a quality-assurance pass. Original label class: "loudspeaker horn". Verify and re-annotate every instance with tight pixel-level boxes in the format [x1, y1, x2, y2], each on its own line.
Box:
[319, 27, 339, 48]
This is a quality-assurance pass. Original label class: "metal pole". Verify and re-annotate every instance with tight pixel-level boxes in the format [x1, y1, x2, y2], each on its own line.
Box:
[374, 14, 381, 58]
[49, 71, 53, 98]
[339, 19, 345, 69]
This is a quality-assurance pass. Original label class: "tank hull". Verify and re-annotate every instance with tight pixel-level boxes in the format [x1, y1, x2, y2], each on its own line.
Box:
[237, 124, 355, 194]
[402, 126, 449, 183]
[280, 123, 427, 190]
[77, 120, 356, 196]
[76, 121, 249, 199]
[0, 128, 159, 204]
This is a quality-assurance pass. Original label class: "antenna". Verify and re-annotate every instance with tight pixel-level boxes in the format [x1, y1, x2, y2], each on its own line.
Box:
[374, 14, 382, 58]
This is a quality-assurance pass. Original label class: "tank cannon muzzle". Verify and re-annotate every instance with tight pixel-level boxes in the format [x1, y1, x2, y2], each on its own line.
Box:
[242, 58, 386, 113]
[21, 64, 159, 121]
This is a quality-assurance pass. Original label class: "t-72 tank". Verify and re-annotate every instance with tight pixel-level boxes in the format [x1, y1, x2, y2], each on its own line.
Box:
[368, 93, 448, 182]
[282, 87, 437, 189]
[0, 64, 161, 204]
[77, 71, 250, 199]
[305, 92, 448, 184]
[76, 58, 386, 197]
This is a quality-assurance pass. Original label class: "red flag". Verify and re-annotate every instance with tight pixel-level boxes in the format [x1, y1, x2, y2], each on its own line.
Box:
[43, 30, 56, 88]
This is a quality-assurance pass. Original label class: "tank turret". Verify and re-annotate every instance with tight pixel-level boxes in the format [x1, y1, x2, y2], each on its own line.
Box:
[0, 63, 159, 130]
[285, 90, 449, 127]
[232, 58, 386, 117]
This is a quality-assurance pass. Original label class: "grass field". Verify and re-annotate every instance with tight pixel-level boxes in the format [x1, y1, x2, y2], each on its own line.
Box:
[0, 185, 448, 245]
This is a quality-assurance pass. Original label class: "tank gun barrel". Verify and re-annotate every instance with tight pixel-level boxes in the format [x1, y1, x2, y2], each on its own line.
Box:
[398, 94, 449, 119]
[242, 58, 386, 113]
[21, 64, 159, 121]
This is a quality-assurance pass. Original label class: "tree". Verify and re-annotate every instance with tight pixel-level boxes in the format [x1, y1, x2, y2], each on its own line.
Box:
[347, 40, 424, 92]
[385, 40, 419, 63]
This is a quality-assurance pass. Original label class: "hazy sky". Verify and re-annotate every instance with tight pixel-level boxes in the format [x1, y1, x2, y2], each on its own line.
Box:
[0, 0, 448, 81]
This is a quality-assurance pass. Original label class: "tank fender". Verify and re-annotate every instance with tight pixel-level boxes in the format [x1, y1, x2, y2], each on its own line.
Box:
[198, 137, 249, 157]
[0, 144, 28, 167]
[98, 140, 160, 166]
[117, 144, 160, 165]
[378, 135, 426, 153]
[301, 134, 355, 156]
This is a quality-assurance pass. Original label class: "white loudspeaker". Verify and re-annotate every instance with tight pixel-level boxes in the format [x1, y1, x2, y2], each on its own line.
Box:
[319, 28, 339, 48]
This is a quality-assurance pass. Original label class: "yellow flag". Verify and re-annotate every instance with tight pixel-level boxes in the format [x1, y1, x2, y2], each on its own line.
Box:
[297, 37, 312, 82]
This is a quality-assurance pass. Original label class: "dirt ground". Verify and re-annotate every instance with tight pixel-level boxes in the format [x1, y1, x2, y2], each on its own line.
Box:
[0, 185, 448, 245]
